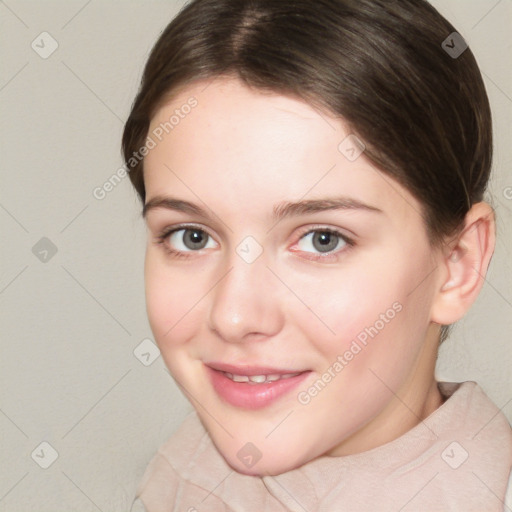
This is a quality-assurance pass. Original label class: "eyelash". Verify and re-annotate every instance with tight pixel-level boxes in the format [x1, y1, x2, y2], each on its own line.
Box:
[154, 223, 355, 262]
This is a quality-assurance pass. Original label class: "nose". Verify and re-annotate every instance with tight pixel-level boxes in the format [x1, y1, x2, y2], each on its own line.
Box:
[207, 248, 284, 344]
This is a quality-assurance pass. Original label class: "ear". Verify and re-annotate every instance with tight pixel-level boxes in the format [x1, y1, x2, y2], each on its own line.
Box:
[430, 202, 496, 325]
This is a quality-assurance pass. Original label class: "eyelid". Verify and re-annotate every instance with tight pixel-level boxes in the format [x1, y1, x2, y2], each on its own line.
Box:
[157, 223, 215, 240]
[294, 224, 355, 244]
[156, 222, 353, 241]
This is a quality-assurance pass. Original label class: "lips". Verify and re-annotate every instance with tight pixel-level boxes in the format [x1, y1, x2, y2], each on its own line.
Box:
[205, 362, 311, 409]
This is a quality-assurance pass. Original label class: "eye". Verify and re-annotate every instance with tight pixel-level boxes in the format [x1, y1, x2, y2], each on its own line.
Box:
[156, 224, 353, 261]
[161, 227, 217, 253]
[296, 228, 350, 255]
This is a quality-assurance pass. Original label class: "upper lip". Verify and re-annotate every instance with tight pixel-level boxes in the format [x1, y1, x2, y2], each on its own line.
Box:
[205, 361, 308, 376]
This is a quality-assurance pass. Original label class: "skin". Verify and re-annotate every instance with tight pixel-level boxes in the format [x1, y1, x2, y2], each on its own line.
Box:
[141, 76, 495, 476]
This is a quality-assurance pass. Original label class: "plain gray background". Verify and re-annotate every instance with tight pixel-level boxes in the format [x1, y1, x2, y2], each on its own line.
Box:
[0, 1, 511, 510]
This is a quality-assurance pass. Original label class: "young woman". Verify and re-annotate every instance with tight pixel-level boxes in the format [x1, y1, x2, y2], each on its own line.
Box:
[123, 0, 512, 509]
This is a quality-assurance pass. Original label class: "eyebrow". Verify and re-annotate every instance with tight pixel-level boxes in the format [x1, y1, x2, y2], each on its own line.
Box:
[143, 195, 382, 221]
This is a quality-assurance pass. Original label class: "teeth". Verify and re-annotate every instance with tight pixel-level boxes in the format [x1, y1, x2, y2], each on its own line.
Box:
[223, 371, 301, 384]
[248, 375, 267, 383]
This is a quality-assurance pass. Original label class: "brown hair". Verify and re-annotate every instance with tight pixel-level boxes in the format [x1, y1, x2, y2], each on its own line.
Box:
[122, 0, 493, 341]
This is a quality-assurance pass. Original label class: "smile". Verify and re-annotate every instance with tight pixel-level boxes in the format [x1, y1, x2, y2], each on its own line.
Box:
[205, 364, 311, 409]
[222, 371, 302, 384]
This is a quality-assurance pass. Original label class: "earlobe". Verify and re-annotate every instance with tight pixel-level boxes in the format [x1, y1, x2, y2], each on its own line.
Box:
[431, 202, 496, 325]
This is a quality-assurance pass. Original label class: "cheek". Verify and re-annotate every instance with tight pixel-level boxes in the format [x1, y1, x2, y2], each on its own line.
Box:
[291, 248, 433, 364]
[144, 250, 205, 349]
[287, 264, 398, 347]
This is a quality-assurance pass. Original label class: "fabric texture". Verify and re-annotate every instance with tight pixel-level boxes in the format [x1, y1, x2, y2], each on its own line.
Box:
[131, 381, 512, 512]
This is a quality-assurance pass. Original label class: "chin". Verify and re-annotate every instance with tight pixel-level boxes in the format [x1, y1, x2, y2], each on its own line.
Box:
[223, 453, 295, 477]
[215, 435, 315, 477]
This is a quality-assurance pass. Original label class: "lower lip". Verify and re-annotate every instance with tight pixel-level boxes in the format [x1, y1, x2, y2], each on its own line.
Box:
[206, 366, 311, 410]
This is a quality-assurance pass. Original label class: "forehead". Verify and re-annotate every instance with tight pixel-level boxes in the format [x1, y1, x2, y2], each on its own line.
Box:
[148, 77, 336, 165]
[144, 77, 422, 225]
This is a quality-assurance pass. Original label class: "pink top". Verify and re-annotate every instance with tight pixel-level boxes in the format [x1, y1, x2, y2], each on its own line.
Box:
[132, 381, 512, 511]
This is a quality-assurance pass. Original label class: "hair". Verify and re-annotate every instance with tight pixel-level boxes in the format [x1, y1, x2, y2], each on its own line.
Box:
[122, 0, 493, 343]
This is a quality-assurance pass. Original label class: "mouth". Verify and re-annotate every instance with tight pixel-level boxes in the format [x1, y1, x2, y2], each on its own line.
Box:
[222, 371, 302, 384]
[205, 362, 311, 409]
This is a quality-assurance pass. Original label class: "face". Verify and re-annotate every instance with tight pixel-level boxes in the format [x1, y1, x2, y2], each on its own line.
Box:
[143, 76, 443, 476]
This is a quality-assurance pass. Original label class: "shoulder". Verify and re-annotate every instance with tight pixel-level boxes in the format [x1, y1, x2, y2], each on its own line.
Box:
[438, 381, 511, 437]
[153, 409, 211, 469]
[133, 411, 238, 511]
[134, 410, 210, 511]
[506, 470, 512, 512]
[129, 497, 146, 512]
[437, 381, 512, 509]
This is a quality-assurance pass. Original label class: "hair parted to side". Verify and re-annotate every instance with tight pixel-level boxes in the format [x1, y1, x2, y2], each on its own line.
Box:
[122, 0, 493, 343]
